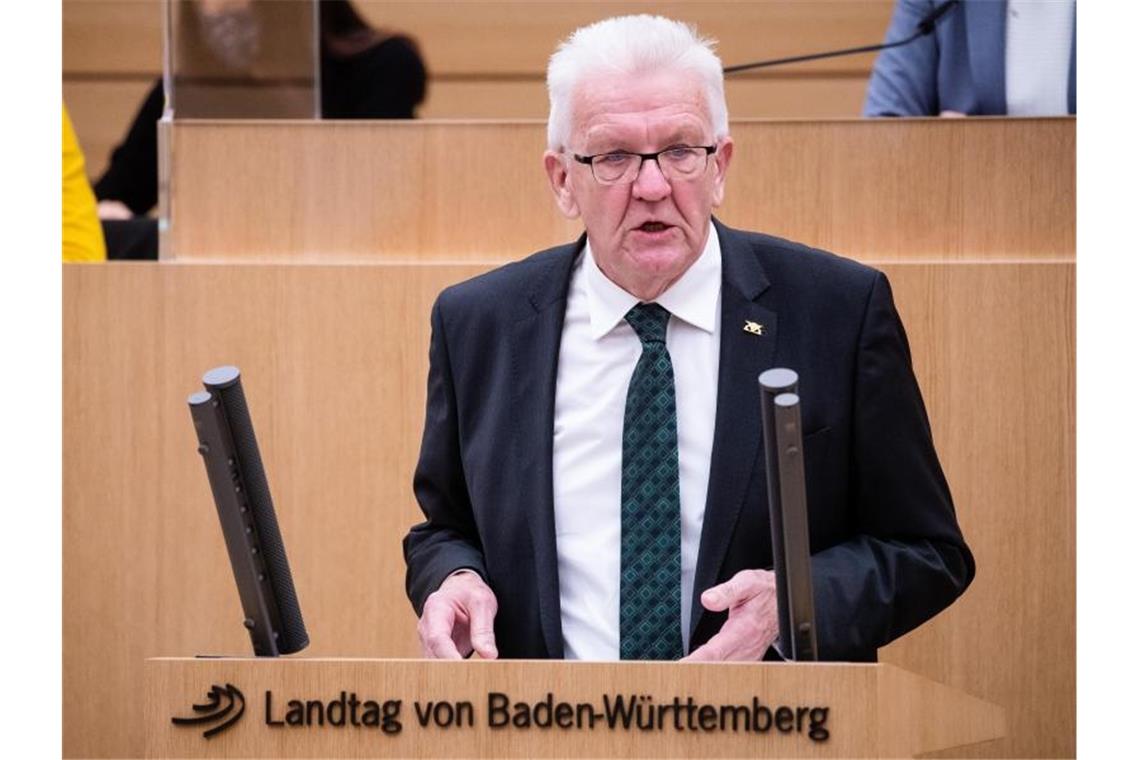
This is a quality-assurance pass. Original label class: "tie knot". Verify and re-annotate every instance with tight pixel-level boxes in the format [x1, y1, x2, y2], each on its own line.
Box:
[625, 303, 670, 345]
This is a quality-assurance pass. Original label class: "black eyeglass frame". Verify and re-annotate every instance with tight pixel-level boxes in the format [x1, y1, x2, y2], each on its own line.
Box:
[571, 144, 718, 183]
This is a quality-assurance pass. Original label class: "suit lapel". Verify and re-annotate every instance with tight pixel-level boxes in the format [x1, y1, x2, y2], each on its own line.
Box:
[510, 238, 583, 659]
[690, 221, 777, 640]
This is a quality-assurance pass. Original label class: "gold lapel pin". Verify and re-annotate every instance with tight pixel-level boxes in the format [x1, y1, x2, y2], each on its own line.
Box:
[743, 320, 765, 336]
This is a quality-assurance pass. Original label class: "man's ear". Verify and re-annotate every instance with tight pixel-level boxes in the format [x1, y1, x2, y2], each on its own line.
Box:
[543, 151, 580, 219]
[710, 136, 734, 208]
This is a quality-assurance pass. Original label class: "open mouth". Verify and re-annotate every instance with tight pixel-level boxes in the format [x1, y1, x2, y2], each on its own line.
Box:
[637, 221, 671, 233]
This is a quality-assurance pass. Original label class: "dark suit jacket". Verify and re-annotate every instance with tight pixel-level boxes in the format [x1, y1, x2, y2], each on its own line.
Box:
[863, 0, 1076, 116]
[404, 221, 974, 661]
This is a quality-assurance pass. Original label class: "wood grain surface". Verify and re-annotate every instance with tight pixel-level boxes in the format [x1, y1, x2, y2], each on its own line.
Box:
[63, 0, 164, 76]
[63, 1, 893, 77]
[64, 258, 1072, 757]
[357, 1, 893, 76]
[420, 75, 871, 120]
[164, 118, 1075, 263]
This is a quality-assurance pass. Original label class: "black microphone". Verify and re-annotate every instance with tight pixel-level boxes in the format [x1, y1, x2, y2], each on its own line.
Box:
[757, 368, 818, 662]
[723, 0, 960, 75]
[189, 366, 309, 656]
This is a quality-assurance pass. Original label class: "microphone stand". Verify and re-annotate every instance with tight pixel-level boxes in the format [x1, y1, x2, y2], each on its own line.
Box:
[723, 0, 960, 75]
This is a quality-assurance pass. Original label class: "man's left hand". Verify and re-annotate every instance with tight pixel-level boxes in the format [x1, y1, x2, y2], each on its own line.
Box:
[682, 569, 780, 661]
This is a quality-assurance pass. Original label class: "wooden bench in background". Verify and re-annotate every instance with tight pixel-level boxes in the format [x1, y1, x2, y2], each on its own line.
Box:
[161, 117, 1075, 264]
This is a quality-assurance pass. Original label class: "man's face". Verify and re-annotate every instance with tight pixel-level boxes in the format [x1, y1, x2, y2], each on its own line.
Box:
[544, 69, 733, 300]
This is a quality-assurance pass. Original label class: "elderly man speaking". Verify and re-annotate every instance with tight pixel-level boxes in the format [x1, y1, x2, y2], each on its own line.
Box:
[404, 15, 973, 662]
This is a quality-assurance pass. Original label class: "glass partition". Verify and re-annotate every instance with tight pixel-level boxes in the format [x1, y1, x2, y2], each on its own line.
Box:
[159, 0, 318, 257]
[164, 0, 318, 119]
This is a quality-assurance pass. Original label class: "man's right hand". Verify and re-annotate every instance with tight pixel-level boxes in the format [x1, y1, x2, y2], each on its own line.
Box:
[417, 571, 499, 659]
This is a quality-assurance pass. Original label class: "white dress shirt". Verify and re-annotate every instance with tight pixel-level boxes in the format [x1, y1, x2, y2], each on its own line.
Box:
[1005, 0, 1075, 116]
[552, 223, 722, 659]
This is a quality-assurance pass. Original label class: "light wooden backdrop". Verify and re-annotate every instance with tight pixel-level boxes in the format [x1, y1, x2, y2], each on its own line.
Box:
[63, 0, 892, 180]
[163, 118, 1076, 263]
[64, 257, 1073, 758]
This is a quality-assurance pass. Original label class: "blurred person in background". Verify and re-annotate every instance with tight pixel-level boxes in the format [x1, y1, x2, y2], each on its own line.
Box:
[62, 105, 106, 262]
[863, 0, 1075, 117]
[319, 0, 426, 119]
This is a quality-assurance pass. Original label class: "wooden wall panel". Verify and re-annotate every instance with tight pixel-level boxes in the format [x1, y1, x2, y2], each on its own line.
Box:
[165, 119, 1075, 263]
[357, 1, 893, 76]
[879, 263, 1075, 759]
[422, 75, 869, 119]
[165, 119, 576, 260]
[63, 0, 163, 76]
[63, 1, 893, 78]
[64, 258, 1072, 757]
[724, 118, 1077, 261]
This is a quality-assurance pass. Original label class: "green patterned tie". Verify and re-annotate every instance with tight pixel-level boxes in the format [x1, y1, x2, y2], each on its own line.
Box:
[620, 303, 684, 660]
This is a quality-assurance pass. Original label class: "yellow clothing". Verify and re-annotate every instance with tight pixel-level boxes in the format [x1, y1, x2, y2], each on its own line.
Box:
[62, 106, 106, 262]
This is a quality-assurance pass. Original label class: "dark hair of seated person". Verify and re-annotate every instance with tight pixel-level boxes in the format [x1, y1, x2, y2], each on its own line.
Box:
[319, 0, 427, 119]
[93, 0, 428, 218]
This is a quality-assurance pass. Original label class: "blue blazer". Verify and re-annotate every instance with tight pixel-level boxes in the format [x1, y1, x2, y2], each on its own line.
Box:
[863, 0, 1077, 116]
[404, 221, 974, 661]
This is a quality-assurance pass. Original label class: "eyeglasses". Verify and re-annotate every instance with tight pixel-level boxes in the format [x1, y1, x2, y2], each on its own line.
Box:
[572, 145, 717, 185]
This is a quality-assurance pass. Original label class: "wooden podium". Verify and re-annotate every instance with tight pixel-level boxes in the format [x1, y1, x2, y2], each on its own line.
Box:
[145, 658, 1003, 758]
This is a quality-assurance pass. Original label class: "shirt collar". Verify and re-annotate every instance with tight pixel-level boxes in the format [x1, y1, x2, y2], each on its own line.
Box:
[583, 221, 722, 340]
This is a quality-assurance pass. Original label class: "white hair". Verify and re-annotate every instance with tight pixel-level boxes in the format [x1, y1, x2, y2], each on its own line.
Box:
[545, 15, 729, 151]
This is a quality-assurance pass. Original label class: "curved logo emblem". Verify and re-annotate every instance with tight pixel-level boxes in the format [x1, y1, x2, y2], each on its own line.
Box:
[172, 683, 246, 739]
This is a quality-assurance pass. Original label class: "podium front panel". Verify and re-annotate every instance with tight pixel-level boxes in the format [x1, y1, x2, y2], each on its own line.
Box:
[145, 659, 1003, 758]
